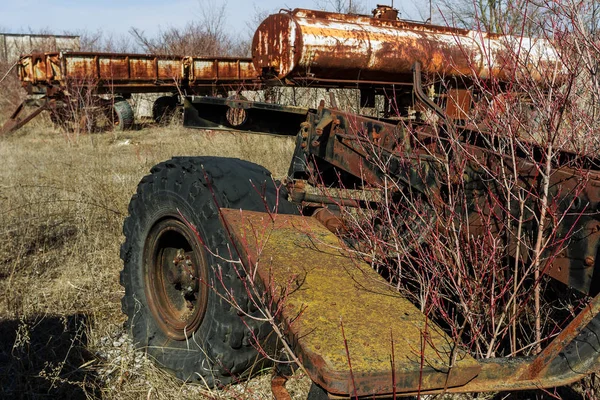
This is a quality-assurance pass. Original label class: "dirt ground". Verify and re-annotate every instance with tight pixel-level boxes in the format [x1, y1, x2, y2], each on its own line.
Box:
[0, 121, 315, 399]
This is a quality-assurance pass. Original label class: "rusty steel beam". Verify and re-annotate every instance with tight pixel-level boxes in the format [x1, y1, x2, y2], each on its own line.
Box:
[0, 99, 51, 136]
[298, 104, 600, 295]
[252, 8, 560, 85]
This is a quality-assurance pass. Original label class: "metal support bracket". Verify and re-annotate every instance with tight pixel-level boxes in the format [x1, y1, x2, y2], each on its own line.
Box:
[0, 98, 52, 136]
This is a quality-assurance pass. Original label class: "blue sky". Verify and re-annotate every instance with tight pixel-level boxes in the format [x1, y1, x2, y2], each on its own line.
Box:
[0, 0, 423, 39]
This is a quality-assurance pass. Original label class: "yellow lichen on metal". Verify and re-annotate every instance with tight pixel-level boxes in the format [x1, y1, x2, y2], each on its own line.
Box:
[221, 209, 480, 396]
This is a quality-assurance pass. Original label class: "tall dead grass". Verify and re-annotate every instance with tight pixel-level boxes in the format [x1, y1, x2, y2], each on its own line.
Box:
[0, 124, 309, 399]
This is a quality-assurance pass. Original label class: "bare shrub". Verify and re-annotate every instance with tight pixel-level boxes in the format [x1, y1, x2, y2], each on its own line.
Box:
[130, 0, 246, 57]
[302, 0, 600, 366]
[0, 59, 25, 123]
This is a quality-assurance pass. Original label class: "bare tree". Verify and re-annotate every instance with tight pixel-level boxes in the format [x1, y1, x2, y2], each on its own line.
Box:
[314, 0, 368, 14]
[436, 0, 544, 33]
[129, 0, 246, 57]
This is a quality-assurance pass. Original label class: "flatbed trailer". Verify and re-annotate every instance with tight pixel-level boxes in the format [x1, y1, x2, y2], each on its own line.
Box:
[1, 52, 261, 134]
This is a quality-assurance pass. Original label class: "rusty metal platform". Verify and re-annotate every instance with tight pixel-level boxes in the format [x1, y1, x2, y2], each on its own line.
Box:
[220, 209, 480, 397]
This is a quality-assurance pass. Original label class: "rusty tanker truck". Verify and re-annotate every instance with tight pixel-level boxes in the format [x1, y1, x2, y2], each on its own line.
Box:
[13, 5, 600, 399]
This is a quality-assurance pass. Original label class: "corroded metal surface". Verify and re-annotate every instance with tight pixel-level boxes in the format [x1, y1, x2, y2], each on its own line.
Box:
[271, 374, 293, 400]
[186, 57, 257, 83]
[221, 207, 600, 397]
[17, 52, 259, 94]
[143, 218, 209, 341]
[221, 209, 481, 397]
[252, 8, 559, 85]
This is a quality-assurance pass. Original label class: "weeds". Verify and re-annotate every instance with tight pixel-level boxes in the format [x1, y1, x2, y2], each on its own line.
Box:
[0, 125, 297, 399]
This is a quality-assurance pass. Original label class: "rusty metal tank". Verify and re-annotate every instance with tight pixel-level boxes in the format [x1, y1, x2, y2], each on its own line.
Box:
[252, 7, 559, 84]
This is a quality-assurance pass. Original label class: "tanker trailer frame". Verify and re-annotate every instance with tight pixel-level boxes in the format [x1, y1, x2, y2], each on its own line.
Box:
[120, 6, 600, 399]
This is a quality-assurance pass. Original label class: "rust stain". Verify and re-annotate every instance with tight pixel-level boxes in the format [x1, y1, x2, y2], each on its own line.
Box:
[99, 57, 129, 80]
[128, 57, 155, 80]
[192, 59, 217, 80]
[64, 55, 98, 80]
[157, 59, 182, 80]
[444, 89, 473, 120]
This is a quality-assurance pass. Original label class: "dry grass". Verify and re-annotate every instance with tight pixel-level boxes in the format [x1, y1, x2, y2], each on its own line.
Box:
[0, 122, 312, 399]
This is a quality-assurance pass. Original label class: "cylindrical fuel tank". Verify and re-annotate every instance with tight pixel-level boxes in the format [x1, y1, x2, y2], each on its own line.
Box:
[252, 8, 559, 84]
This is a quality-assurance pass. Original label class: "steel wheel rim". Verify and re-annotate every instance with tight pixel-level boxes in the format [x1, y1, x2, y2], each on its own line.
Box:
[143, 217, 209, 340]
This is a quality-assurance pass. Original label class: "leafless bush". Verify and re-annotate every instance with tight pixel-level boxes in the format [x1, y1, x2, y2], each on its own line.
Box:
[0, 59, 24, 122]
[303, 0, 600, 364]
[72, 29, 136, 53]
[130, 0, 246, 57]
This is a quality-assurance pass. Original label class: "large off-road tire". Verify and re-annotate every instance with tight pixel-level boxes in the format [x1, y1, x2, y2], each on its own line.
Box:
[120, 157, 297, 386]
[111, 98, 134, 131]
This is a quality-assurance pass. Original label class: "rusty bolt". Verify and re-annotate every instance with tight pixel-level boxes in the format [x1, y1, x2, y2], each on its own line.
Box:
[585, 256, 595, 266]
[301, 142, 307, 148]
[293, 181, 306, 190]
[315, 128, 323, 135]
[311, 140, 320, 147]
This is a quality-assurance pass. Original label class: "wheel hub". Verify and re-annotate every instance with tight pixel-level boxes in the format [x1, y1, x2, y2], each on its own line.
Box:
[143, 218, 209, 340]
[168, 249, 199, 308]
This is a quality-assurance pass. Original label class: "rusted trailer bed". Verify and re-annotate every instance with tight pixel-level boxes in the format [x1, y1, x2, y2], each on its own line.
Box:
[18, 52, 259, 94]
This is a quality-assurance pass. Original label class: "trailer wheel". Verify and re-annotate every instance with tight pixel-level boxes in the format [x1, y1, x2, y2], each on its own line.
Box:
[152, 95, 179, 125]
[111, 98, 134, 131]
[120, 157, 297, 386]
